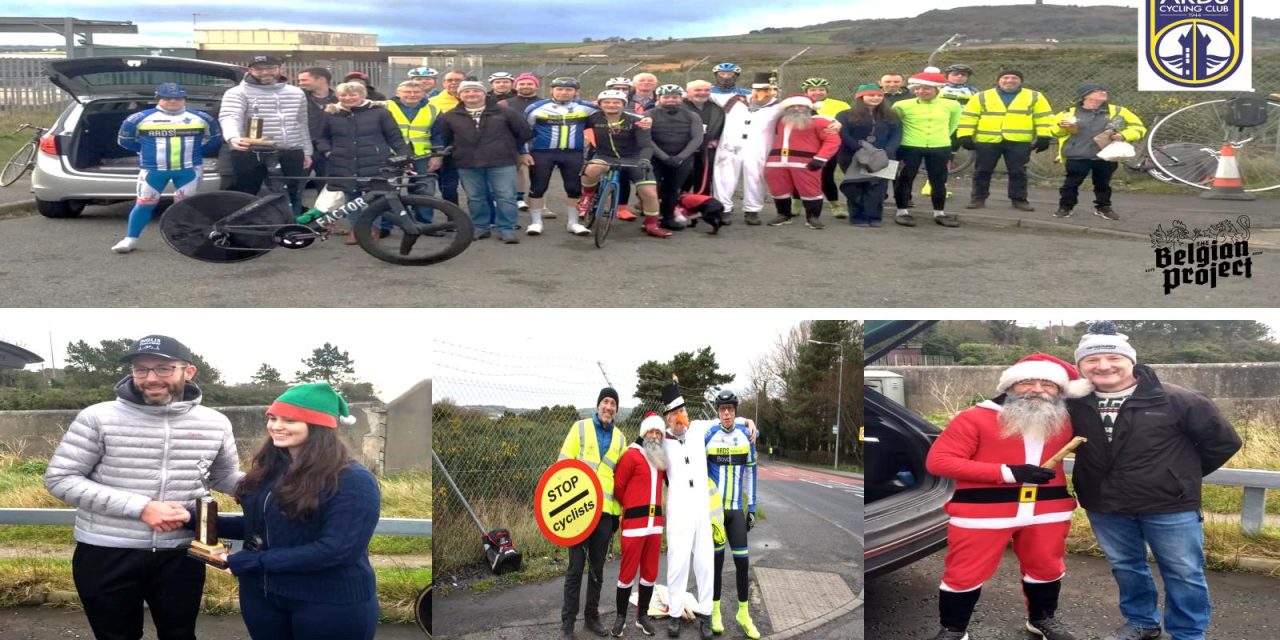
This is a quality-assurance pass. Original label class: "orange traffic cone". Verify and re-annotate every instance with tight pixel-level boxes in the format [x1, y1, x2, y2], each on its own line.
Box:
[1200, 142, 1255, 201]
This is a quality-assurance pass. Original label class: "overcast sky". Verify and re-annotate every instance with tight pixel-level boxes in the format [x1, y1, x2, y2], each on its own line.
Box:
[8, 1, 1277, 48]
[0, 309, 836, 405]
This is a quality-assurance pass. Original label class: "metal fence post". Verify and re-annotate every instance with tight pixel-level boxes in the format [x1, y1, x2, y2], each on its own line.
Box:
[1242, 486, 1266, 536]
[684, 55, 710, 84]
[775, 47, 811, 93]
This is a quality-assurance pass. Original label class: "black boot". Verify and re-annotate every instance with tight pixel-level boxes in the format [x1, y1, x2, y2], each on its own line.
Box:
[667, 617, 681, 638]
[697, 613, 714, 640]
[938, 587, 982, 633]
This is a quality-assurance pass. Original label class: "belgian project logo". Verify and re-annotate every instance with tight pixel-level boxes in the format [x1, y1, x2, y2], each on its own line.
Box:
[1149, 216, 1256, 294]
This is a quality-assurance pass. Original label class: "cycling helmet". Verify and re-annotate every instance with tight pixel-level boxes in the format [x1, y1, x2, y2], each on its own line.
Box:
[801, 77, 831, 88]
[655, 84, 685, 97]
[606, 76, 634, 88]
[550, 77, 580, 89]
[488, 71, 515, 83]
[713, 62, 742, 74]
[407, 67, 438, 78]
[943, 64, 974, 75]
[715, 389, 739, 408]
[343, 71, 369, 81]
[597, 89, 630, 103]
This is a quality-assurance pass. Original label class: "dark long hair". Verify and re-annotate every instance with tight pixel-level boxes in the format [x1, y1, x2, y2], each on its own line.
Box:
[849, 97, 899, 126]
[236, 424, 352, 523]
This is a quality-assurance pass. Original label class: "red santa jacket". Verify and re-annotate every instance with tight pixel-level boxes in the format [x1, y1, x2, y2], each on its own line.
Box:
[926, 400, 1077, 529]
[766, 115, 841, 169]
[614, 441, 666, 537]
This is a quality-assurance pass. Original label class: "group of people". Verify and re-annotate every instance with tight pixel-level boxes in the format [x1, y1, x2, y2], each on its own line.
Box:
[557, 381, 760, 639]
[926, 321, 1241, 640]
[106, 55, 1149, 252]
[43, 335, 385, 640]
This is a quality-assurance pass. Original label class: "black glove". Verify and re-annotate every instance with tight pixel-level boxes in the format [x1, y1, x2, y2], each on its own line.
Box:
[746, 512, 756, 531]
[637, 159, 652, 171]
[805, 158, 826, 170]
[1033, 136, 1052, 153]
[665, 155, 685, 167]
[1008, 464, 1056, 485]
[958, 136, 975, 151]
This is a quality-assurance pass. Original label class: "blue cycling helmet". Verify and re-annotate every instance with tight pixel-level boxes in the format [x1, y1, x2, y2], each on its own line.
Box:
[713, 63, 742, 74]
[407, 66, 438, 78]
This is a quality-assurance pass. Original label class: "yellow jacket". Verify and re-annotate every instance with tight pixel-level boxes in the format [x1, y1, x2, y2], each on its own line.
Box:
[428, 91, 460, 113]
[386, 100, 439, 156]
[816, 98, 852, 119]
[558, 418, 627, 516]
[956, 88, 1054, 143]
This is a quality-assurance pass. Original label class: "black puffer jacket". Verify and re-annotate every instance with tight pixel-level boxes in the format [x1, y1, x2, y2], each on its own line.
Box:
[315, 101, 409, 179]
[1067, 364, 1241, 515]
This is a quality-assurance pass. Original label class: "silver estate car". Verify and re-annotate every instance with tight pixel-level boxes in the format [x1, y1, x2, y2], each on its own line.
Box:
[31, 56, 243, 218]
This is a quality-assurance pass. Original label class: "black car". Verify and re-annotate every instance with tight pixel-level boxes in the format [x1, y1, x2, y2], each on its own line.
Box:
[863, 320, 953, 578]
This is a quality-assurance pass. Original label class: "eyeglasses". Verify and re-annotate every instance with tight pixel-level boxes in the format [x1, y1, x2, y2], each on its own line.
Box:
[131, 365, 186, 377]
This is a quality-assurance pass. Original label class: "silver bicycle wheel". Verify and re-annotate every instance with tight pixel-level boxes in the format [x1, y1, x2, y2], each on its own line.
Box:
[1147, 98, 1280, 192]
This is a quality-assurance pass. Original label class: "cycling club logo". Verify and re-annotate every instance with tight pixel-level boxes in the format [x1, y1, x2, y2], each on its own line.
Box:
[1148, 215, 1256, 294]
[1139, 0, 1252, 91]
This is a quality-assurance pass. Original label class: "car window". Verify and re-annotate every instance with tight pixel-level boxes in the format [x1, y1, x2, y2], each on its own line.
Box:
[73, 70, 237, 90]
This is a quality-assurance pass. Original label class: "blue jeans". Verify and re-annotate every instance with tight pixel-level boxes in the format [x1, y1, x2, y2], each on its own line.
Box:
[1086, 510, 1209, 640]
[458, 165, 518, 232]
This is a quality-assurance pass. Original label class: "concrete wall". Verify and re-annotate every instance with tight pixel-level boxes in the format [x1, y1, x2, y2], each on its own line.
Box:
[882, 362, 1280, 418]
[383, 379, 430, 475]
[0, 403, 381, 468]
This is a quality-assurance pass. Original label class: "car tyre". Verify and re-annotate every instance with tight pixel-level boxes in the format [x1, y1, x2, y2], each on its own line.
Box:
[36, 198, 86, 218]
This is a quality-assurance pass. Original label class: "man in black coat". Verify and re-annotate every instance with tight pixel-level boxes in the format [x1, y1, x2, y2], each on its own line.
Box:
[646, 85, 704, 232]
[1066, 321, 1241, 640]
[436, 81, 534, 244]
[683, 80, 726, 197]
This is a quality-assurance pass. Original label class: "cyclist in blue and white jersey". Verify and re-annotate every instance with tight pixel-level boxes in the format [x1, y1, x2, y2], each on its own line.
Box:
[112, 83, 220, 253]
[709, 62, 751, 107]
[703, 390, 761, 639]
[522, 77, 599, 236]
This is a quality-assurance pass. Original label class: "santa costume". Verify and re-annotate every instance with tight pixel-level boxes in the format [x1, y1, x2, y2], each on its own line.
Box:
[612, 414, 667, 635]
[925, 354, 1090, 640]
[764, 94, 842, 220]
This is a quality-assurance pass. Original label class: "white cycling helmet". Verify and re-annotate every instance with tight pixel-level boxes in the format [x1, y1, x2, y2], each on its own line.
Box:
[597, 89, 630, 103]
[488, 71, 515, 83]
[606, 76, 633, 88]
[655, 84, 685, 97]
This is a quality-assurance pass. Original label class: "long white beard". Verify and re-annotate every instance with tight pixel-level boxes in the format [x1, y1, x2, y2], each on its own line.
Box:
[642, 438, 668, 471]
[781, 111, 812, 129]
[998, 391, 1069, 442]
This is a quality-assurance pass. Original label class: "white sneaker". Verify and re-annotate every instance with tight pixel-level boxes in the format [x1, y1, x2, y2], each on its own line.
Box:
[111, 237, 138, 253]
[517, 199, 530, 212]
[568, 222, 590, 236]
[526, 222, 543, 236]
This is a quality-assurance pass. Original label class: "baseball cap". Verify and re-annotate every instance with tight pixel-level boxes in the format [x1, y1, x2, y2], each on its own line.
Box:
[155, 83, 187, 98]
[119, 335, 193, 363]
[248, 54, 284, 67]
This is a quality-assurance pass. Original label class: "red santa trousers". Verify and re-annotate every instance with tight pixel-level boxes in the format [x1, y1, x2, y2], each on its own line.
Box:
[765, 166, 825, 200]
[940, 520, 1071, 592]
[618, 533, 662, 590]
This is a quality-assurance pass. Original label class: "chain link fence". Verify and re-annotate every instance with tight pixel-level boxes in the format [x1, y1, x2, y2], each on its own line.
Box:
[431, 345, 718, 576]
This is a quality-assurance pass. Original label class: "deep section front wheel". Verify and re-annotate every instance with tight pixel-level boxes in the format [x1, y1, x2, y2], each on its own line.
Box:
[352, 194, 475, 265]
[160, 191, 290, 262]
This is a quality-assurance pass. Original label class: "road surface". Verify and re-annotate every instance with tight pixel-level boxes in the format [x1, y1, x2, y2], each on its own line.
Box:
[0, 606, 424, 639]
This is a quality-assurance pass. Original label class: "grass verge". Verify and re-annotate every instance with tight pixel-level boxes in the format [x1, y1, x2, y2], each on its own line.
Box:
[0, 110, 61, 170]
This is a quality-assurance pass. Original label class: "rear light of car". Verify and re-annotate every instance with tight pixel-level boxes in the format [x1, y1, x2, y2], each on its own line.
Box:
[38, 134, 59, 156]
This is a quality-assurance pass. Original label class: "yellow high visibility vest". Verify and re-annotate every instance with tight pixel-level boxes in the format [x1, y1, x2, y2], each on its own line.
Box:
[386, 101, 438, 156]
[558, 418, 626, 516]
[956, 88, 1054, 143]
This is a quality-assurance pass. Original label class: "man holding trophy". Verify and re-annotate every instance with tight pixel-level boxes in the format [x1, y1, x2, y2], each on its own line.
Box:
[44, 335, 242, 640]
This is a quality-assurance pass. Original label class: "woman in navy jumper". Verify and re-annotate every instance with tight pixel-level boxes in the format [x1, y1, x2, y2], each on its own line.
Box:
[837, 84, 901, 227]
[208, 383, 381, 640]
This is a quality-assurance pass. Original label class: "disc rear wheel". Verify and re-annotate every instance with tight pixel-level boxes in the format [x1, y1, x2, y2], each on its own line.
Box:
[160, 191, 291, 262]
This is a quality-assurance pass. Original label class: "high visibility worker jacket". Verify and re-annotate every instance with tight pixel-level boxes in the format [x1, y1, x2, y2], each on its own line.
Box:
[956, 88, 1054, 143]
[559, 417, 627, 516]
[386, 100, 439, 155]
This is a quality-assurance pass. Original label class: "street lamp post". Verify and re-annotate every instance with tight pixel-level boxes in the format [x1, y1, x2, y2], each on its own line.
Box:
[808, 339, 844, 470]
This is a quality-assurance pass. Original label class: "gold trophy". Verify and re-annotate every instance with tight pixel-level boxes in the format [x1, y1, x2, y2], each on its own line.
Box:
[242, 100, 274, 150]
[187, 457, 229, 569]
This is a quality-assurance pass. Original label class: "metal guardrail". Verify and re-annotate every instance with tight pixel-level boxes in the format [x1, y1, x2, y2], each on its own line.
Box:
[1063, 460, 1280, 536]
[0, 508, 430, 537]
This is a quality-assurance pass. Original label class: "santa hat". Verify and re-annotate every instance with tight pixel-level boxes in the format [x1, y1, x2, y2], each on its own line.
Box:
[640, 412, 664, 435]
[779, 94, 814, 111]
[266, 383, 357, 428]
[660, 377, 686, 415]
[908, 71, 946, 88]
[1075, 320, 1137, 364]
[996, 353, 1092, 398]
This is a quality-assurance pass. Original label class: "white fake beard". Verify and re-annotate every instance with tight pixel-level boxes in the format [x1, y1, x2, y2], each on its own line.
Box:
[998, 391, 1069, 442]
[642, 438, 668, 471]
[781, 110, 812, 129]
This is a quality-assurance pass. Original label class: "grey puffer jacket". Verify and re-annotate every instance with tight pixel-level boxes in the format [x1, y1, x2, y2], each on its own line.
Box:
[219, 73, 312, 153]
[44, 378, 242, 549]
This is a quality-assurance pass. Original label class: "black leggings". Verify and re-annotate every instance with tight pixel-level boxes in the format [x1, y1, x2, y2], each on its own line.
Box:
[653, 158, 695, 220]
[894, 146, 951, 211]
[223, 148, 307, 214]
[713, 510, 751, 603]
[821, 155, 840, 201]
[530, 149, 585, 198]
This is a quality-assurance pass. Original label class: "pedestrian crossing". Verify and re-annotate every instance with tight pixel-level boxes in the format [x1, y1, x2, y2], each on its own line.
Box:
[801, 477, 864, 497]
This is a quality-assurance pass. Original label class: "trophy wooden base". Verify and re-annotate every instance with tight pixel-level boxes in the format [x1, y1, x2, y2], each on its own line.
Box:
[188, 540, 229, 570]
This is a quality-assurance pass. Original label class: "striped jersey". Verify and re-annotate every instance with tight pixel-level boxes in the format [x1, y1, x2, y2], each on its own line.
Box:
[704, 422, 757, 513]
[523, 98, 599, 152]
[118, 108, 221, 171]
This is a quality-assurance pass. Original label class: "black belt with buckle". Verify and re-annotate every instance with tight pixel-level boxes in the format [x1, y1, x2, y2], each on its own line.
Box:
[950, 486, 1071, 504]
[623, 505, 663, 519]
